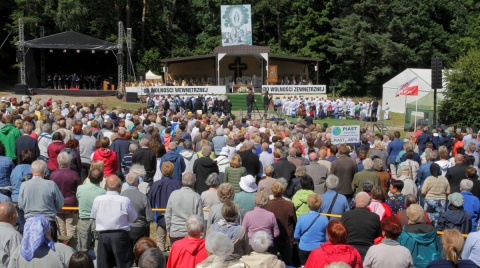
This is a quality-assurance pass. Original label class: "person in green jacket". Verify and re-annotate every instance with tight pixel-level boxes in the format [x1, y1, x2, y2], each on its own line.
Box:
[351, 158, 380, 194]
[0, 115, 22, 161]
[224, 154, 247, 193]
[398, 204, 442, 268]
[292, 176, 316, 218]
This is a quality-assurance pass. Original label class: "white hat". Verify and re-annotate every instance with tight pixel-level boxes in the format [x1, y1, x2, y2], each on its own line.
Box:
[118, 113, 125, 118]
[126, 113, 133, 120]
[218, 147, 229, 157]
[0, 97, 6, 102]
[239, 175, 257, 193]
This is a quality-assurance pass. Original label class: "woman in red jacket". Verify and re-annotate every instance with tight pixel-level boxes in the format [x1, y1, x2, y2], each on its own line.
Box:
[92, 137, 118, 177]
[304, 220, 362, 268]
[47, 132, 66, 173]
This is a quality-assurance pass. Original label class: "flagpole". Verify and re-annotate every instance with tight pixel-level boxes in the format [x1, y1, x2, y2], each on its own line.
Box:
[414, 95, 418, 130]
[404, 95, 408, 128]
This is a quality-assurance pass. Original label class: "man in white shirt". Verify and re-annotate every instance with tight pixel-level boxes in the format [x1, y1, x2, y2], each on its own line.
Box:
[91, 175, 137, 268]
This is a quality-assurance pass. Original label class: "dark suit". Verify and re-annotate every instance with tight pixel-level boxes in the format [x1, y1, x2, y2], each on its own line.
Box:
[110, 137, 131, 178]
[446, 164, 468, 193]
[15, 135, 40, 160]
[239, 150, 260, 177]
[132, 147, 157, 184]
[272, 158, 296, 183]
[193, 156, 219, 194]
[341, 207, 380, 259]
[416, 132, 431, 155]
[331, 155, 358, 196]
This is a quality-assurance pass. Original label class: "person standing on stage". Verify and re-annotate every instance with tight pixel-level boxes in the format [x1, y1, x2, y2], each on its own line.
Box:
[263, 90, 271, 118]
[246, 89, 255, 119]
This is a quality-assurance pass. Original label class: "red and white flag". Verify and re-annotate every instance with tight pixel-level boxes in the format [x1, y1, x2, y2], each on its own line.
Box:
[395, 77, 419, 97]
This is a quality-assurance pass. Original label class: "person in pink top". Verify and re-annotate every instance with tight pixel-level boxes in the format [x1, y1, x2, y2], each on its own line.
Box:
[242, 190, 279, 250]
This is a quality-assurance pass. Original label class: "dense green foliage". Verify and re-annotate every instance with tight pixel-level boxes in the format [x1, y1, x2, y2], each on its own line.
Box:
[1, 0, 480, 96]
[439, 49, 480, 127]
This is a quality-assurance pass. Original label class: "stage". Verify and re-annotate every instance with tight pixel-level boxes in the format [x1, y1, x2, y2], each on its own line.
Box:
[29, 88, 118, 97]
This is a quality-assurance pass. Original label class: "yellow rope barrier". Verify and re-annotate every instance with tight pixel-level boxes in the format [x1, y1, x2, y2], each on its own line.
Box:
[14, 203, 469, 237]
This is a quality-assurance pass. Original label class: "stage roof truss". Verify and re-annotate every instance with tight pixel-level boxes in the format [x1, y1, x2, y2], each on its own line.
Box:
[24, 31, 118, 50]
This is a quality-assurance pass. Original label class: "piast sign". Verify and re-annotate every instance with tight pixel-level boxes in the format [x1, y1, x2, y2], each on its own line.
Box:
[331, 125, 360, 144]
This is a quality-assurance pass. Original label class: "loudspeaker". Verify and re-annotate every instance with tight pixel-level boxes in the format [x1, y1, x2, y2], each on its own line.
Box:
[14, 84, 29, 95]
[126, 92, 137, 103]
[431, 56, 443, 89]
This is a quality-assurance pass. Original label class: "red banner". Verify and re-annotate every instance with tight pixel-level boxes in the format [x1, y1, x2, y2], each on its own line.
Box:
[395, 77, 419, 97]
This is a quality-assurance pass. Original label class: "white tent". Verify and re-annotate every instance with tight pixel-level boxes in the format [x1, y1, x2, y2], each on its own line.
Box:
[145, 70, 163, 80]
[382, 68, 447, 113]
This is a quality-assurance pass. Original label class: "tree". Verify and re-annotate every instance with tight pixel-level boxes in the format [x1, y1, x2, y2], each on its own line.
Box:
[439, 49, 480, 127]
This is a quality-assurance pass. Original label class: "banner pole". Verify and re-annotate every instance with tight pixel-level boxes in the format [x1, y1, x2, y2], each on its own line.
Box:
[414, 95, 418, 130]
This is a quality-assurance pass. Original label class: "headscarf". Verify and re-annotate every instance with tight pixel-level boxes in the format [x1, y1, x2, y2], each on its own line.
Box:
[205, 232, 234, 268]
[430, 162, 442, 177]
[21, 215, 55, 261]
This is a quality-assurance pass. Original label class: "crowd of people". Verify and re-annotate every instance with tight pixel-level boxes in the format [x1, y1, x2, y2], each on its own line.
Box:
[0, 93, 479, 268]
[271, 95, 390, 121]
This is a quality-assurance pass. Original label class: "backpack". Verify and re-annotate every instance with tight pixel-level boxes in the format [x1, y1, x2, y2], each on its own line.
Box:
[147, 98, 154, 107]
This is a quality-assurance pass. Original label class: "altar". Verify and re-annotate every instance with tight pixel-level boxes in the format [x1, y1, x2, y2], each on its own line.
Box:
[232, 84, 254, 93]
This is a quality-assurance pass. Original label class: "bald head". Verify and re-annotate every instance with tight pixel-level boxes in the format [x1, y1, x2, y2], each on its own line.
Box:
[354, 192, 371, 208]
[118, 127, 126, 137]
[455, 154, 464, 164]
[318, 148, 327, 159]
[289, 147, 296, 157]
[261, 142, 269, 152]
[309, 152, 318, 162]
[0, 203, 17, 225]
[106, 175, 122, 192]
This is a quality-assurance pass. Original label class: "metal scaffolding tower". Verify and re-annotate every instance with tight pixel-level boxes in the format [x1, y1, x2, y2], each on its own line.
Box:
[117, 21, 124, 93]
[40, 26, 45, 87]
[126, 28, 132, 81]
[18, 18, 26, 85]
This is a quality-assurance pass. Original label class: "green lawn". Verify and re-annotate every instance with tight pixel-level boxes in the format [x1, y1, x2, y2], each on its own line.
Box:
[227, 93, 263, 110]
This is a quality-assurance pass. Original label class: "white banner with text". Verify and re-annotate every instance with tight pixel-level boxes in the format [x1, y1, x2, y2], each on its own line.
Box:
[331, 125, 360, 144]
[261, 85, 327, 94]
[126, 86, 227, 96]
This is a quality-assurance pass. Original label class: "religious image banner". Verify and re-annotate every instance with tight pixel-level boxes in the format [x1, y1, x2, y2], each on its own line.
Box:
[262, 85, 327, 94]
[126, 86, 227, 96]
[221, 4, 252, 46]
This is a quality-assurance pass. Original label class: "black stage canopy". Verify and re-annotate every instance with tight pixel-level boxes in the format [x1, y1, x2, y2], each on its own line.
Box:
[25, 31, 117, 51]
[23, 31, 118, 88]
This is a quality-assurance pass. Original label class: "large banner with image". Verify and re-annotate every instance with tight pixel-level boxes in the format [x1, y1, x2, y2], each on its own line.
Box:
[221, 5, 252, 46]
[126, 86, 226, 96]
